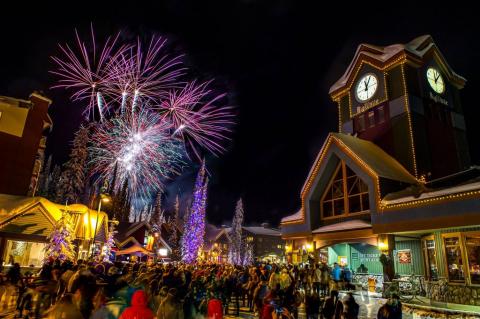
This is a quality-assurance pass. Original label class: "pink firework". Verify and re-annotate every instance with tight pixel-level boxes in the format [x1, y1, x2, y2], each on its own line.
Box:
[157, 81, 234, 160]
[104, 36, 186, 113]
[50, 26, 131, 119]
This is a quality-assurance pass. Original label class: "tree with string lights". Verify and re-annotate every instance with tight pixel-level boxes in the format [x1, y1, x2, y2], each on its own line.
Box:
[181, 161, 207, 263]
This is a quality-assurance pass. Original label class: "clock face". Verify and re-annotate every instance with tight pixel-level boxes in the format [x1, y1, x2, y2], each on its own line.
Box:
[355, 74, 378, 102]
[426, 67, 445, 94]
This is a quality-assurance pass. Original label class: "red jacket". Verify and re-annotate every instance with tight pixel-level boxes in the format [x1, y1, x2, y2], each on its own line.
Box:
[119, 290, 155, 319]
[207, 298, 223, 319]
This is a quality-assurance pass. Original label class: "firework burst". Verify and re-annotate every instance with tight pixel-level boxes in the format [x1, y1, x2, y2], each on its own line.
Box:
[89, 107, 186, 203]
[157, 81, 234, 159]
[50, 27, 131, 119]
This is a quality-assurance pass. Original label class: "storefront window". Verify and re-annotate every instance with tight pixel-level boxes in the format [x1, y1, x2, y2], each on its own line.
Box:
[3, 240, 47, 267]
[443, 236, 465, 282]
[422, 238, 438, 281]
[465, 234, 480, 285]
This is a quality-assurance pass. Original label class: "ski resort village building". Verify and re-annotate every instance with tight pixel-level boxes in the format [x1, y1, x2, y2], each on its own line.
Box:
[280, 35, 480, 305]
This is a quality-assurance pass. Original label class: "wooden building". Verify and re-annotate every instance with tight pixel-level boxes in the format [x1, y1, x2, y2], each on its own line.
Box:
[281, 35, 480, 305]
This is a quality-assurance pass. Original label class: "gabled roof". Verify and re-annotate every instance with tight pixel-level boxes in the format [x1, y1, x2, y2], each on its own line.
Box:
[329, 35, 466, 97]
[302, 133, 418, 194]
[116, 221, 152, 242]
[243, 226, 281, 236]
[282, 133, 418, 225]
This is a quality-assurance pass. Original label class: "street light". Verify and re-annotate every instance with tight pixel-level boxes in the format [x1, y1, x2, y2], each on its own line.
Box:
[90, 193, 110, 259]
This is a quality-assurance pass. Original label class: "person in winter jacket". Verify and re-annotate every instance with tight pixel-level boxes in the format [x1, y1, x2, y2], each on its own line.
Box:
[207, 293, 223, 319]
[279, 268, 292, 290]
[305, 290, 321, 319]
[320, 263, 331, 296]
[377, 294, 402, 319]
[321, 290, 343, 319]
[343, 293, 359, 319]
[268, 268, 281, 290]
[119, 290, 155, 319]
[156, 288, 183, 319]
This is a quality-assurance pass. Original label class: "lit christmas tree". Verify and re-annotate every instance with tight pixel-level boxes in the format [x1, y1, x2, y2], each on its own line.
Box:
[44, 209, 75, 262]
[230, 198, 244, 265]
[182, 161, 207, 263]
[102, 220, 117, 262]
[57, 125, 89, 204]
[242, 242, 253, 266]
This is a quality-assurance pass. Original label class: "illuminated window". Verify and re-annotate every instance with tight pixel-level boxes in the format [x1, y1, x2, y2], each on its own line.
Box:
[465, 234, 480, 285]
[3, 240, 47, 267]
[422, 236, 438, 281]
[321, 161, 369, 218]
[247, 236, 254, 243]
[277, 245, 282, 249]
[443, 236, 465, 282]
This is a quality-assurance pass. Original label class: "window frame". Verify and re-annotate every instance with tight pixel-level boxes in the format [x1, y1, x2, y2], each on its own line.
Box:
[421, 234, 438, 281]
[320, 160, 370, 220]
[462, 231, 480, 286]
[441, 232, 468, 284]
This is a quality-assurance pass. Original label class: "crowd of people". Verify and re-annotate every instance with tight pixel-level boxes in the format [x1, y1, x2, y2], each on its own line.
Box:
[0, 259, 403, 319]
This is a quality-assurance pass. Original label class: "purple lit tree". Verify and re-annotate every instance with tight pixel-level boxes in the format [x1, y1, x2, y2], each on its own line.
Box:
[44, 210, 75, 262]
[181, 161, 207, 263]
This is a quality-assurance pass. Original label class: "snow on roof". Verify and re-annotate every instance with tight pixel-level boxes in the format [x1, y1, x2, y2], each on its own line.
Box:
[242, 226, 281, 236]
[329, 35, 466, 94]
[301, 133, 418, 196]
[281, 209, 302, 223]
[382, 180, 480, 206]
[312, 219, 371, 234]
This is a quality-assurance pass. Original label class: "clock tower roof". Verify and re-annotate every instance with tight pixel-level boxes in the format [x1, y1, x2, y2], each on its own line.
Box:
[329, 35, 466, 98]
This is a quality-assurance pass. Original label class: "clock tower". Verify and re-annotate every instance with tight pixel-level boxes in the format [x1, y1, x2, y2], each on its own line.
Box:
[329, 35, 470, 180]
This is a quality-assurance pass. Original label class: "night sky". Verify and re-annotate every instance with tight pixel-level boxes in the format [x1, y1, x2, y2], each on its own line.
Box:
[1, 2, 478, 226]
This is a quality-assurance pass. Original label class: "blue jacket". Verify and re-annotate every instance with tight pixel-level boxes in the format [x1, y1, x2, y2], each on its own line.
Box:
[332, 266, 342, 281]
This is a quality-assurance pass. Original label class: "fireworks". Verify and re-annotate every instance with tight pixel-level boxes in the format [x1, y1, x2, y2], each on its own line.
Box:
[50, 27, 130, 119]
[52, 27, 234, 204]
[89, 107, 186, 203]
[157, 81, 234, 158]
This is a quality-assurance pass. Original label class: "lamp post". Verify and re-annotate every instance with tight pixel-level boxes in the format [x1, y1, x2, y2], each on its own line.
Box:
[90, 193, 110, 259]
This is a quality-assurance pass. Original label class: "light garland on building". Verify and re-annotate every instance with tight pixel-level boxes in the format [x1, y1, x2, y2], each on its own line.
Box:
[400, 63, 418, 178]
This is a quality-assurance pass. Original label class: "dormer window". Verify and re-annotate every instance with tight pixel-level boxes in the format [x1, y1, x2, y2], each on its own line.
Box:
[321, 161, 369, 219]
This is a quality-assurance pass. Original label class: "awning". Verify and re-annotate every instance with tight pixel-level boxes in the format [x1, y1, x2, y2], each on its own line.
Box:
[312, 219, 371, 234]
[115, 244, 154, 257]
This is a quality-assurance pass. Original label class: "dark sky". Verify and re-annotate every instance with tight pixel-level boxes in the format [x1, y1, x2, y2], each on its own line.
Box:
[1, 1, 479, 226]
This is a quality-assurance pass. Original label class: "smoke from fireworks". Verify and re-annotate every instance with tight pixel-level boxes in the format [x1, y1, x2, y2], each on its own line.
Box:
[89, 107, 186, 203]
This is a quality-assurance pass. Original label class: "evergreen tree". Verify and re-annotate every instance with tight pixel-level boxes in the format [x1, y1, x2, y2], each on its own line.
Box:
[115, 180, 131, 222]
[44, 210, 75, 262]
[36, 155, 52, 196]
[174, 195, 180, 227]
[168, 208, 181, 261]
[47, 165, 61, 202]
[150, 192, 163, 232]
[242, 242, 254, 266]
[56, 126, 89, 204]
[230, 198, 244, 265]
[182, 161, 207, 263]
